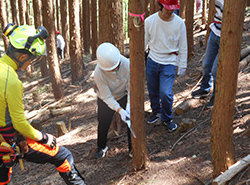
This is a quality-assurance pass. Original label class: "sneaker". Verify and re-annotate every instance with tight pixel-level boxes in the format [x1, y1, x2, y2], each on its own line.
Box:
[191, 89, 210, 99]
[95, 146, 108, 159]
[163, 120, 178, 132]
[206, 96, 214, 109]
[147, 113, 161, 125]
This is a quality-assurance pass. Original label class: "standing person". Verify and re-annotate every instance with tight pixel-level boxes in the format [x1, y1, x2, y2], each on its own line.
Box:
[191, 0, 224, 108]
[0, 23, 86, 185]
[145, 0, 188, 131]
[94, 42, 131, 159]
[56, 30, 65, 59]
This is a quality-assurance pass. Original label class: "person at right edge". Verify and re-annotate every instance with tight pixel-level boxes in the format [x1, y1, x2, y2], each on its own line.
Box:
[144, 0, 188, 130]
[191, 0, 224, 109]
[0, 23, 86, 185]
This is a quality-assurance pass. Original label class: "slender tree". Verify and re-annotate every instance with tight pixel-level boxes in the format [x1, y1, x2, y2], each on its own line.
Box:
[60, 0, 69, 58]
[10, 0, 18, 25]
[33, 0, 49, 77]
[18, 0, 26, 25]
[129, 0, 148, 170]
[202, 0, 207, 25]
[206, 0, 216, 46]
[98, 0, 107, 44]
[56, 0, 60, 31]
[0, 0, 8, 51]
[5, 0, 10, 23]
[91, 0, 98, 59]
[150, 0, 157, 15]
[25, 0, 30, 25]
[179, 0, 185, 18]
[83, 0, 90, 54]
[107, 0, 124, 54]
[211, 0, 246, 178]
[42, 0, 64, 100]
[69, 0, 85, 83]
[185, 0, 194, 59]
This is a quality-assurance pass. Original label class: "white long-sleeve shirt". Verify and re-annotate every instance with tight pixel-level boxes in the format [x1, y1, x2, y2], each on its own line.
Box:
[145, 12, 187, 68]
[209, 0, 224, 37]
[57, 34, 65, 50]
[94, 55, 130, 112]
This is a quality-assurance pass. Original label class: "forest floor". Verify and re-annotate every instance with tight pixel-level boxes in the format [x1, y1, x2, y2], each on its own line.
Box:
[2, 12, 250, 185]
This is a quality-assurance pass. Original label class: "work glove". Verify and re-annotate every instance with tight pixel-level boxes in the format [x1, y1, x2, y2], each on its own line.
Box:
[119, 108, 130, 123]
[39, 133, 57, 149]
[177, 67, 186, 76]
[126, 102, 130, 115]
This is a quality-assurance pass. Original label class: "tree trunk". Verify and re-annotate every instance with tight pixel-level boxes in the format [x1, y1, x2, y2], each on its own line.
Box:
[33, 0, 49, 78]
[202, 0, 207, 25]
[211, 0, 246, 179]
[25, 0, 30, 25]
[0, 0, 8, 52]
[83, 0, 90, 54]
[145, 0, 150, 18]
[56, 0, 60, 31]
[206, 0, 216, 46]
[18, 0, 26, 25]
[5, 0, 9, 23]
[179, 0, 185, 19]
[129, 0, 148, 171]
[69, 0, 85, 83]
[10, 0, 18, 25]
[42, 0, 64, 100]
[91, 0, 98, 60]
[98, 0, 107, 44]
[107, 0, 124, 54]
[185, 0, 194, 59]
[60, 0, 69, 59]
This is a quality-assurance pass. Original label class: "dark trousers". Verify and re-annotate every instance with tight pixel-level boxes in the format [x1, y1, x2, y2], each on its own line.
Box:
[97, 95, 131, 151]
[0, 138, 86, 185]
[57, 48, 64, 59]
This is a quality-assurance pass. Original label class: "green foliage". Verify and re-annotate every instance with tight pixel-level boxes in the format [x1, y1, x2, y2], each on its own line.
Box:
[123, 0, 129, 42]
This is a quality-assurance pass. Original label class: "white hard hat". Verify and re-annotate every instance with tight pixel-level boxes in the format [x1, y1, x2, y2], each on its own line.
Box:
[96, 42, 120, 71]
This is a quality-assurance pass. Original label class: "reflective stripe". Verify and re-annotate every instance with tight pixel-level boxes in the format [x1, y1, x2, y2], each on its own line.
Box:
[0, 167, 12, 184]
[26, 138, 59, 157]
[56, 159, 71, 173]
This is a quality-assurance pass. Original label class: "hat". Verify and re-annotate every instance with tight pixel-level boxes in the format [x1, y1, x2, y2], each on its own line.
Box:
[158, 0, 180, 10]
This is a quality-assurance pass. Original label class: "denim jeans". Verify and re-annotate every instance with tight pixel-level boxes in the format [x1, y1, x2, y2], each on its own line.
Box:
[146, 58, 176, 122]
[200, 30, 220, 97]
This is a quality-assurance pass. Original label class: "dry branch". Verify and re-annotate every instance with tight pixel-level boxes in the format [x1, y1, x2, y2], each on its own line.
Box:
[213, 154, 250, 185]
[56, 121, 68, 137]
[239, 54, 250, 70]
[240, 46, 250, 60]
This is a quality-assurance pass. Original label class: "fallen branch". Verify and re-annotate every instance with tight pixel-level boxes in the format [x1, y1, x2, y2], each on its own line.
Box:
[213, 154, 250, 185]
[171, 117, 210, 151]
[240, 45, 250, 60]
[239, 54, 250, 71]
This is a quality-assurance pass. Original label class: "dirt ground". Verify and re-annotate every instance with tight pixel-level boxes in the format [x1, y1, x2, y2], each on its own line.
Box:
[6, 12, 250, 185]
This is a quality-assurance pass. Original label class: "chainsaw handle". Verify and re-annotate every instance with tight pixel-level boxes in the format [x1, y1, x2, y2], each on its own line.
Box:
[0, 146, 15, 156]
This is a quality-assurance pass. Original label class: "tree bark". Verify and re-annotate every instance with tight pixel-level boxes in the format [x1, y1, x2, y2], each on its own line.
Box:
[18, 0, 26, 25]
[25, 0, 30, 25]
[33, 0, 49, 78]
[69, 0, 85, 83]
[107, 0, 124, 54]
[91, 0, 98, 60]
[185, 0, 194, 59]
[205, 0, 216, 46]
[83, 0, 90, 54]
[211, 0, 246, 179]
[10, 0, 18, 25]
[202, 0, 207, 25]
[42, 0, 64, 100]
[56, 0, 60, 31]
[179, 0, 185, 19]
[98, 0, 107, 44]
[0, 0, 8, 52]
[60, 0, 69, 59]
[129, 0, 148, 171]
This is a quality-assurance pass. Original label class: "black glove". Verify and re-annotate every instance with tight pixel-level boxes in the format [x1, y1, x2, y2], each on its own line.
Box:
[39, 133, 57, 149]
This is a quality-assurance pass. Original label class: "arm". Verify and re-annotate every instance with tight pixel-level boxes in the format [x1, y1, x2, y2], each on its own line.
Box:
[177, 21, 188, 69]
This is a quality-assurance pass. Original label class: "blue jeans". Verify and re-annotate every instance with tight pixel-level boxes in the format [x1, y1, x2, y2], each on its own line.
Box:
[200, 30, 220, 97]
[146, 58, 176, 122]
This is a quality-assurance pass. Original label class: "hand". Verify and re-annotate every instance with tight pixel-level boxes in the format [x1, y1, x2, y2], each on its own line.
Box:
[39, 133, 57, 149]
[126, 102, 130, 115]
[119, 108, 130, 123]
[177, 67, 186, 76]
